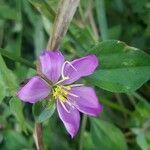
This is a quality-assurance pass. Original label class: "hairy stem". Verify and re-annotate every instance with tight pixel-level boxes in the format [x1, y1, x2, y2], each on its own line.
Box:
[34, 1, 80, 149]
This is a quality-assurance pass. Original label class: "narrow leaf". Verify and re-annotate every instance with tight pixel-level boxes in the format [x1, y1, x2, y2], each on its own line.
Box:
[9, 97, 27, 132]
[0, 54, 18, 95]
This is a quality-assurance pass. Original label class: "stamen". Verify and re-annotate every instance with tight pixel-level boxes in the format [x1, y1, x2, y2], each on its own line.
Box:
[68, 98, 77, 107]
[61, 86, 78, 97]
[65, 100, 75, 110]
[61, 61, 77, 79]
[55, 76, 69, 85]
[68, 92, 79, 98]
[70, 84, 84, 87]
[60, 101, 70, 113]
[62, 85, 71, 90]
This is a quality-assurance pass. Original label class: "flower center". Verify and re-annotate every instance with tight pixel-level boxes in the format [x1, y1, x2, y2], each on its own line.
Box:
[52, 85, 71, 102]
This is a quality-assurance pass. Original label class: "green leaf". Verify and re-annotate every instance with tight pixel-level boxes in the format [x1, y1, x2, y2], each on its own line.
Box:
[0, 80, 6, 104]
[83, 132, 96, 150]
[9, 97, 27, 132]
[33, 100, 56, 123]
[136, 131, 148, 150]
[87, 40, 150, 92]
[132, 128, 150, 150]
[136, 101, 150, 118]
[0, 3, 18, 20]
[29, 0, 55, 21]
[91, 119, 127, 150]
[2, 130, 30, 150]
[34, 17, 46, 57]
[0, 54, 18, 95]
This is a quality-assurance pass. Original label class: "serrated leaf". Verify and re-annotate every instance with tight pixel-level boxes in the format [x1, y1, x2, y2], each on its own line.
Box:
[87, 40, 150, 92]
[33, 100, 56, 123]
[91, 119, 127, 150]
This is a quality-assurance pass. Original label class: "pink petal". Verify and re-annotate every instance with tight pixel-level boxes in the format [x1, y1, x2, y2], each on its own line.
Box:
[17, 76, 50, 103]
[69, 86, 102, 116]
[39, 51, 64, 83]
[63, 55, 98, 84]
[57, 100, 80, 138]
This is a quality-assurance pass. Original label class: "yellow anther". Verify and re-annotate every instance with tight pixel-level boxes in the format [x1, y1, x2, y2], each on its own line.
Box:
[63, 86, 71, 90]
[52, 85, 71, 103]
[58, 95, 67, 102]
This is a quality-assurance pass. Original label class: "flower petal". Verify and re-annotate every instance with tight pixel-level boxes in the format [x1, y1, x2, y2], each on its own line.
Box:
[69, 86, 102, 116]
[57, 100, 80, 138]
[39, 51, 64, 83]
[63, 55, 98, 84]
[17, 76, 50, 103]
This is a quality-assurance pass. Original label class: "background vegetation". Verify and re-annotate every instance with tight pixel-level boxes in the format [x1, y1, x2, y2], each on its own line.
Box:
[0, 0, 150, 150]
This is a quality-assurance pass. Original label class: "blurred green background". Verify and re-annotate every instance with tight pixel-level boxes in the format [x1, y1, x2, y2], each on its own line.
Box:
[0, 0, 150, 150]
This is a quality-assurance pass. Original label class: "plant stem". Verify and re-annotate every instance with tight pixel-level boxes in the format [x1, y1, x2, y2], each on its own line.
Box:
[47, 0, 80, 50]
[132, 92, 147, 103]
[126, 93, 136, 106]
[79, 115, 87, 150]
[33, 1, 80, 149]
[33, 123, 44, 150]
[95, 0, 109, 40]
[100, 98, 132, 115]
[0, 48, 36, 69]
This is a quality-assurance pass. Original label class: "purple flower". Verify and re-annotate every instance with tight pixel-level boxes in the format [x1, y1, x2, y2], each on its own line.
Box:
[17, 51, 102, 138]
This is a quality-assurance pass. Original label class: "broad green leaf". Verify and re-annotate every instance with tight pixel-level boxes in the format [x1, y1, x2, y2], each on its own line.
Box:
[0, 54, 18, 95]
[87, 40, 150, 92]
[9, 97, 26, 132]
[33, 100, 56, 123]
[91, 119, 127, 150]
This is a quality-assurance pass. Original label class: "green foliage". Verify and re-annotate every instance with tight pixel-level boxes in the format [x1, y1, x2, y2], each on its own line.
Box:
[2, 130, 32, 150]
[33, 100, 56, 123]
[0, 0, 149, 149]
[91, 119, 127, 150]
[9, 97, 27, 132]
[0, 3, 18, 20]
[0, 54, 18, 96]
[87, 40, 150, 92]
